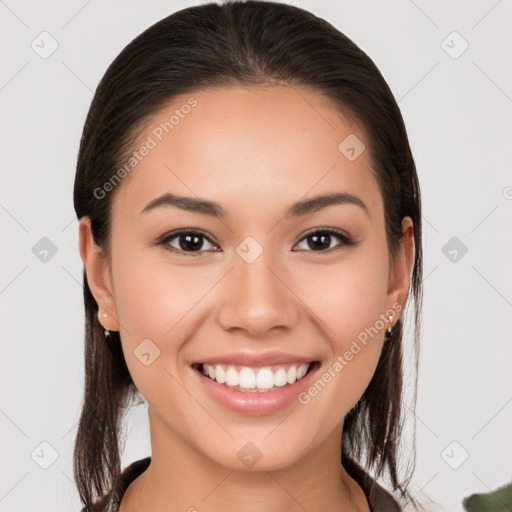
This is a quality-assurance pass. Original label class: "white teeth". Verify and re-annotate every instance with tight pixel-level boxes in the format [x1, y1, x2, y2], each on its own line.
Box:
[215, 365, 226, 384]
[274, 368, 288, 387]
[256, 368, 274, 389]
[239, 367, 256, 389]
[297, 364, 308, 380]
[200, 363, 311, 391]
[225, 367, 239, 387]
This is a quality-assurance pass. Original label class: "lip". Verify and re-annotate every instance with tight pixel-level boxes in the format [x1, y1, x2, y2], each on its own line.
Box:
[194, 351, 316, 367]
[191, 360, 321, 416]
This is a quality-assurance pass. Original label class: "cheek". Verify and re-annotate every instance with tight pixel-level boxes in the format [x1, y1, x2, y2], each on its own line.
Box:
[293, 248, 390, 405]
[109, 246, 216, 384]
[298, 253, 390, 347]
[112, 238, 214, 334]
[295, 268, 389, 420]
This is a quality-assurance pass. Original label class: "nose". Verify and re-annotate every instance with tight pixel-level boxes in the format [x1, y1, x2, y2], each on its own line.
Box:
[216, 251, 300, 338]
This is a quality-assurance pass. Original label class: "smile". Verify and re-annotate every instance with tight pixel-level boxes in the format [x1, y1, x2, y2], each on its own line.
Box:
[191, 360, 321, 415]
[197, 362, 312, 392]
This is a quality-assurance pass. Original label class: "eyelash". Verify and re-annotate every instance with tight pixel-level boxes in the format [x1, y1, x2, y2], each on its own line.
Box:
[156, 227, 357, 256]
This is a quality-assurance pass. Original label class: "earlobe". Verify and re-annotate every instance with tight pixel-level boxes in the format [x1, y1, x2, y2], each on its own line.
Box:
[78, 217, 120, 332]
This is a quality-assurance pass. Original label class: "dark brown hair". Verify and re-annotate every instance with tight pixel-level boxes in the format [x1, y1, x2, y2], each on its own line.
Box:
[73, 1, 423, 510]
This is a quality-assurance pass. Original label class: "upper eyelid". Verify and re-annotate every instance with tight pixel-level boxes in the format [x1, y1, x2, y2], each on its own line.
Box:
[298, 226, 350, 239]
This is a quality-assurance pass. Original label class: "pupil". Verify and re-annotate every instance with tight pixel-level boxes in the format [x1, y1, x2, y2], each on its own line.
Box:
[180, 234, 202, 251]
[309, 233, 330, 251]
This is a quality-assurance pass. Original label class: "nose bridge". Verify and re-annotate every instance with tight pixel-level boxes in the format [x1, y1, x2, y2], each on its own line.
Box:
[217, 243, 298, 336]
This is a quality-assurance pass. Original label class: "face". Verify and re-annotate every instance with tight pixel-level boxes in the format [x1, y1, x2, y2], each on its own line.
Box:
[80, 85, 414, 472]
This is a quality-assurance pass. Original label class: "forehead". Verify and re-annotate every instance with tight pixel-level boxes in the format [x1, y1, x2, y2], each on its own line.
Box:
[111, 85, 382, 223]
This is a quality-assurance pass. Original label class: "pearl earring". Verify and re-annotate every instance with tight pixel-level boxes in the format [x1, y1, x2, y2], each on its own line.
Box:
[101, 312, 112, 341]
[386, 314, 395, 339]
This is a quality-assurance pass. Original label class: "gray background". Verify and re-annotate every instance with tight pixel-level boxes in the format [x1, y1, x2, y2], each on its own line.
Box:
[1, 0, 511, 511]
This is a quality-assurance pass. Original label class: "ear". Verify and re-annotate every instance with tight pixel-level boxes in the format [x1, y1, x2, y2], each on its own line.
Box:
[78, 217, 120, 331]
[385, 216, 416, 321]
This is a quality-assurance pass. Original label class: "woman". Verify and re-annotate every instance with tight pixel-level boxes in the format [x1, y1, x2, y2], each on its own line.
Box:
[73, 1, 423, 510]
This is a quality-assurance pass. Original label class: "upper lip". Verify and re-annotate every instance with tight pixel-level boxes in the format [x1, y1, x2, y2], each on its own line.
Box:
[193, 351, 317, 367]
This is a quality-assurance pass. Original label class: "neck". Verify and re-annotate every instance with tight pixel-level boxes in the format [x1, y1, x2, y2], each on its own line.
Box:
[120, 408, 369, 512]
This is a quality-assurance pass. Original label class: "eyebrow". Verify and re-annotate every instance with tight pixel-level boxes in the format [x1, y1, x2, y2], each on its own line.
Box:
[140, 191, 370, 219]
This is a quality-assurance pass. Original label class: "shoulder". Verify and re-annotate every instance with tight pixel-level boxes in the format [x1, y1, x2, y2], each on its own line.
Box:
[78, 457, 151, 512]
[343, 455, 402, 512]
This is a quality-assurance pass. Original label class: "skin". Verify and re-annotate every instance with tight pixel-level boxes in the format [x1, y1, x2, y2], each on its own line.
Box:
[79, 84, 415, 512]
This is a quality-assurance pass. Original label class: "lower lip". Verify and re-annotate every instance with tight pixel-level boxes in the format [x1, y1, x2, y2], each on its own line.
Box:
[192, 363, 319, 416]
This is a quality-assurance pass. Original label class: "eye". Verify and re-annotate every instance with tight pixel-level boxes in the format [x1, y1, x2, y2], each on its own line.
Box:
[156, 227, 356, 256]
[158, 230, 219, 255]
[293, 227, 356, 252]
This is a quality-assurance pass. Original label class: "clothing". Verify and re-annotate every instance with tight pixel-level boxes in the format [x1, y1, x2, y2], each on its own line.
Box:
[79, 456, 402, 512]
